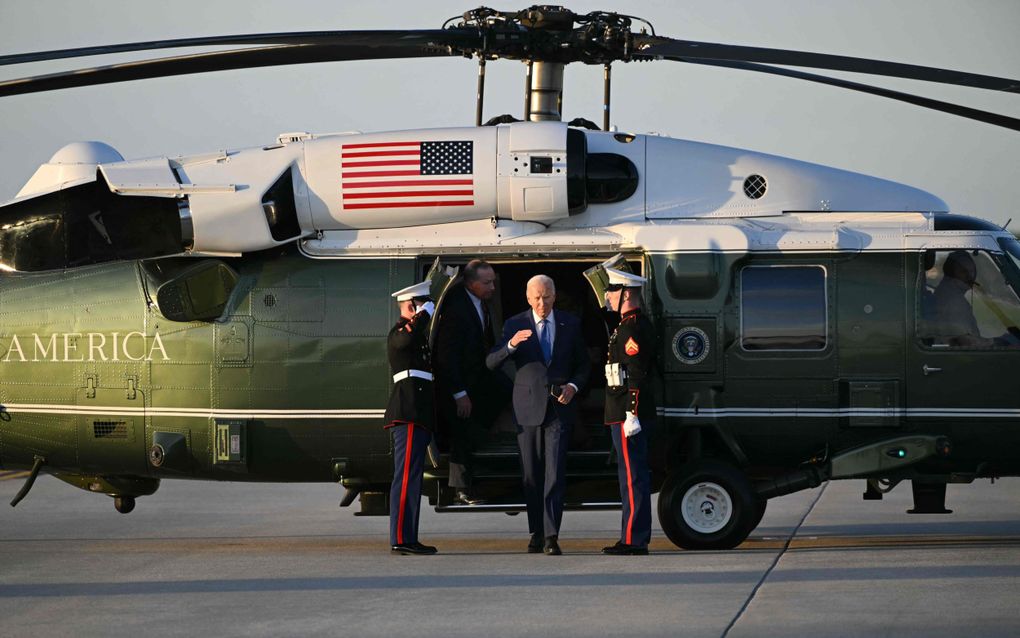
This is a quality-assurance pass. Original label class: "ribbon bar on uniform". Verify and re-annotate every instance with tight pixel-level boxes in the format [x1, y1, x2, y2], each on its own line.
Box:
[393, 369, 434, 383]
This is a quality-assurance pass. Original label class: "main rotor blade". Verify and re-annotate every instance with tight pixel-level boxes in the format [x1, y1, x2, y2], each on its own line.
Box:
[676, 57, 1020, 132]
[637, 36, 1020, 93]
[0, 30, 468, 66]
[0, 37, 472, 97]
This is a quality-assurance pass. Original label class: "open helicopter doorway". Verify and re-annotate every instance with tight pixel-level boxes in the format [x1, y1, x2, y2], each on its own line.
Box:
[485, 260, 618, 453]
[422, 257, 642, 492]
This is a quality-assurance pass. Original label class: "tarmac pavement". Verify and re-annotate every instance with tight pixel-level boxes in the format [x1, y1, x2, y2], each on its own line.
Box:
[1, 472, 1018, 637]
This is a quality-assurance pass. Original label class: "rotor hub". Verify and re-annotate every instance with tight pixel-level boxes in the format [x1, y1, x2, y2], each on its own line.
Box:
[446, 5, 654, 65]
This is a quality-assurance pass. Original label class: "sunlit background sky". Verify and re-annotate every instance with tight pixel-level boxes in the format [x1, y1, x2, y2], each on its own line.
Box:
[1, 0, 1018, 227]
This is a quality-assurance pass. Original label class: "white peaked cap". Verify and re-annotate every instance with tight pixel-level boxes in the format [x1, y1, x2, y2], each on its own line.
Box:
[606, 267, 646, 287]
[392, 280, 432, 301]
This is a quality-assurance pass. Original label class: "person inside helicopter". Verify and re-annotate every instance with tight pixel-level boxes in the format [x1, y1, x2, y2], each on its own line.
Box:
[930, 249, 1020, 347]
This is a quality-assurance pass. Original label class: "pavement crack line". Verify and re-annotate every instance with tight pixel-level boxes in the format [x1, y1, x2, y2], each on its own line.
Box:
[720, 481, 830, 638]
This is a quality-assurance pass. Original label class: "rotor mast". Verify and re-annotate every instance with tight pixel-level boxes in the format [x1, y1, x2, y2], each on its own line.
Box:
[528, 61, 563, 121]
[456, 6, 645, 128]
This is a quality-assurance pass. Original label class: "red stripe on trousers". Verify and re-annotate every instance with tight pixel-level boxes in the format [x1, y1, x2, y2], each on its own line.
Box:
[621, 427, 635, 545]
[397, 423, 414, 544]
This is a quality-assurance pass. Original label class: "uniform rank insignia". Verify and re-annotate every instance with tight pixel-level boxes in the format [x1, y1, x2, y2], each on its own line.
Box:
[625, 337, 640, 356]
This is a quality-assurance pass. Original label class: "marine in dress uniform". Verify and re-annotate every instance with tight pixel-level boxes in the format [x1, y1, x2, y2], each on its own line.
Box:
[601, 267, 656, 556]
[385, 280, 438, 555]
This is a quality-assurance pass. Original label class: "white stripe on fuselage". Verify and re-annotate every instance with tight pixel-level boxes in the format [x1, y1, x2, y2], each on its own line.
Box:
[658, 407, 1020, 418]
[1, 403, 1017, 420]
[0, 403, 385, 419]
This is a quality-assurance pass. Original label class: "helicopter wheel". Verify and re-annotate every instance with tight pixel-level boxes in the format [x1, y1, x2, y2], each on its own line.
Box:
[657, 460, 757, 550]
[113, 496, 136, 514]
[749, 496, 767, 532]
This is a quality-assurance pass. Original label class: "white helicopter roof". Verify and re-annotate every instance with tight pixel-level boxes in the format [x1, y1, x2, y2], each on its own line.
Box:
[6, 122, 994, 262]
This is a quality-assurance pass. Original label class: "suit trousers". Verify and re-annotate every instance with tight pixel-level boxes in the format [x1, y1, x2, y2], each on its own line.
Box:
[517, 405, 569, 538]
[610, 423, 652, 548]
[389, 423, 432, 546]
[445, 380, 507, 489]
[444, 398, 488, 489]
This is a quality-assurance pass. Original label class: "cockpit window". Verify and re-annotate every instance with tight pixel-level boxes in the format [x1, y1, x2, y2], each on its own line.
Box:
[918, 248, 1020, 348]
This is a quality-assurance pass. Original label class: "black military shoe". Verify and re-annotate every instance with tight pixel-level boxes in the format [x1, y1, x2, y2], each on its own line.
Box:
[527, 532, 543, 554]
[543, 536, 562, 556]
[601, 541, 648, 556]
[392, 542, 438, 555]
[453, 490, 487, 505]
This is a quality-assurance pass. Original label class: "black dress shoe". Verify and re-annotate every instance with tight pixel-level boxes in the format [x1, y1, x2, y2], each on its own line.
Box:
[543, 536, 562, 556]
[453, 490, 487, 505]
[527, 533, 543, 554]
[392, 542, 438, 555]
[601, 541, 648, 555]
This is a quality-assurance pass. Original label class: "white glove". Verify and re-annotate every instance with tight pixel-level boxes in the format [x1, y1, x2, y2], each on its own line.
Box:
[417, 301, 436, 316]
[623, 413, 642, 437]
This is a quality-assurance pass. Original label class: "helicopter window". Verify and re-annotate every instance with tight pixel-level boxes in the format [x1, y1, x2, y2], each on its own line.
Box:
[663, 253, 722, 300]
[918, 249, 1020, 348]
[740, 265, 826, 351]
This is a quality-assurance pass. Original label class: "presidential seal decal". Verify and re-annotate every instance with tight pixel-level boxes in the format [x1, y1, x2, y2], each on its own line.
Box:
[672, 327, 709, 365]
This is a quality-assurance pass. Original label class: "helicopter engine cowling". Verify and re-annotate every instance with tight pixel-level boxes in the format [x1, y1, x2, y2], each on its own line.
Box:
[303, 121, 579, 230]
[0, 122, 587, 272]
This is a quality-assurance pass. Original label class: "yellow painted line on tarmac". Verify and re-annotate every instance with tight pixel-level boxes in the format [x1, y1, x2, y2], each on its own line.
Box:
[783, 534, 1020, 550]
[738, 533, 1020, 551]
[0, 471, 31, 481]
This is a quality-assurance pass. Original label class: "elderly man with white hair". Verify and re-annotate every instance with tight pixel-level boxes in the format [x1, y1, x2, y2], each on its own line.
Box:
[487, 274, 590, 555]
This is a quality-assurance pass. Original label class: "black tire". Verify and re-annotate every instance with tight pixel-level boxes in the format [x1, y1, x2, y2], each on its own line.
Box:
[113, 496, 135, 514]
[749, 496, 767, 532]
[657, 460, 758, 550]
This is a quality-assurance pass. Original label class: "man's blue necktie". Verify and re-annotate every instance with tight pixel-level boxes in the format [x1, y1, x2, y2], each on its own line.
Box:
[539, 319, 552, 364]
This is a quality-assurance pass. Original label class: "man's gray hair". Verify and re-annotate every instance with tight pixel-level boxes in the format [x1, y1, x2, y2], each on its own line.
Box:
[527, 274, 555, 292]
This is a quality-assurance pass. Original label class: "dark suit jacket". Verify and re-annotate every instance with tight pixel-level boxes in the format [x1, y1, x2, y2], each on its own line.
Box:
[434, 284, 491, 398]
[486, 309, 589, 427]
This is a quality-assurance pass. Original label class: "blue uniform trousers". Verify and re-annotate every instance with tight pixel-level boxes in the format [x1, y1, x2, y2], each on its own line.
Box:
[610, 423, 652, 548]
[517, 412, 569, 538]
[389, 423, 432, 546]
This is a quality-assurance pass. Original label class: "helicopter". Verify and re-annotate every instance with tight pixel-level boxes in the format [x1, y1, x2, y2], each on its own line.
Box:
[1, 4, 1020, 550]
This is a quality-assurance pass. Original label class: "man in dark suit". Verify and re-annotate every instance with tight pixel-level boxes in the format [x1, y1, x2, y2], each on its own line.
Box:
[434, 259, 499, 505]
[486, 274, 589, 555]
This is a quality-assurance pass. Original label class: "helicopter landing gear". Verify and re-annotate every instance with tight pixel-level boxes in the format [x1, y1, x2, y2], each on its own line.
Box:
[113, 496, 135, 514]
[749, 495, 767, 532]
[657, 460, 758, 550]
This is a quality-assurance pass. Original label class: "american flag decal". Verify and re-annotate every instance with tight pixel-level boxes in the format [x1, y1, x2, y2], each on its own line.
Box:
[341, 140, 474, 210]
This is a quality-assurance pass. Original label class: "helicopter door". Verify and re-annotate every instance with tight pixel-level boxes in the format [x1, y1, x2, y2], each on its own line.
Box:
[582, 253, 632, 311]
[425, 257, 460, 346]
[906, 249, 1020, 448]
[423, 257, 459, 467]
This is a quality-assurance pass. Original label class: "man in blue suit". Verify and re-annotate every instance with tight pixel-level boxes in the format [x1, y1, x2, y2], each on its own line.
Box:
[487, 274, 589, 555]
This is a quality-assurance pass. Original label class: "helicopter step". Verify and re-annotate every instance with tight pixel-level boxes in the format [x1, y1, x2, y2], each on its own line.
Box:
[425, 449, 618, 480]
[434, 499, 621, 513]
